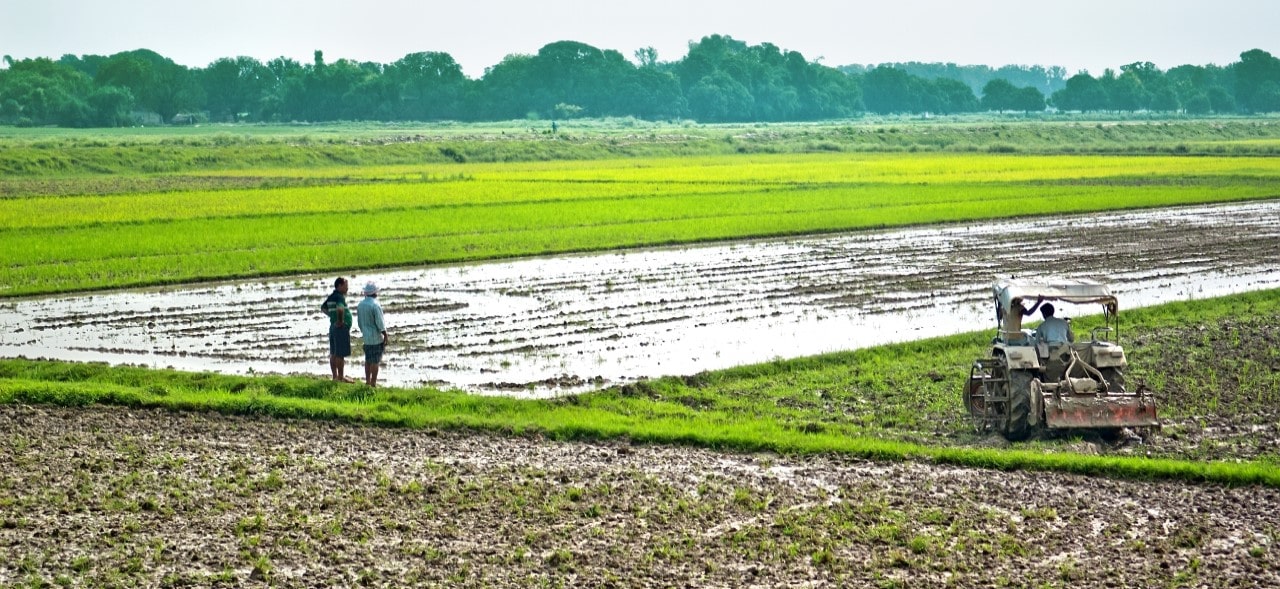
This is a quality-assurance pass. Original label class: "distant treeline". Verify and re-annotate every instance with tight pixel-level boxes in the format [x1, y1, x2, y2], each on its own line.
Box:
[839, 62, 1070, 98]
[2, 35, 1278, 127]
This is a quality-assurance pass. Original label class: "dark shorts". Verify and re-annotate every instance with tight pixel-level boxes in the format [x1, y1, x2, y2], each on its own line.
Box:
[364, 343, 385, 366]
[329, 328, 351, 358]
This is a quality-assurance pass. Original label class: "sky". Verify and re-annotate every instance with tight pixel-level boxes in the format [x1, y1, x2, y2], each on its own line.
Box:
[2, 0, 1276, 77]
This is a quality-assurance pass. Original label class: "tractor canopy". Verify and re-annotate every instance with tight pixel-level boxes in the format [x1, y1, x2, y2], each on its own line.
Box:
[993, 278, 1118, 315]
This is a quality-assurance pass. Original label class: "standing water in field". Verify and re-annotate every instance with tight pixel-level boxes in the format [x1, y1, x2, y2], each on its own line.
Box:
[1, 201, 1278, 395]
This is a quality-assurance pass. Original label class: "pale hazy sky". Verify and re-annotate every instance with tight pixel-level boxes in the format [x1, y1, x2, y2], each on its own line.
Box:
[2, 0, 1276, 77]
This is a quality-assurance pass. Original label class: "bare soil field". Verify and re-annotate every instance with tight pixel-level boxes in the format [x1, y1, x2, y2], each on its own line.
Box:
[1120, 313, 1280, 462]
[1, 405, 1276, 587]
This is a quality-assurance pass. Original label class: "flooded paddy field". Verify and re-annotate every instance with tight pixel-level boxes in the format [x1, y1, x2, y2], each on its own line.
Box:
[1, 200, 1277, 393]
[1, 404, 1276, 587]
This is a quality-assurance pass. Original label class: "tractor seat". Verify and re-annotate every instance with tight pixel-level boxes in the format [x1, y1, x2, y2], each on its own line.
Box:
[1035, 340, 1071, 359]
[1039, 342, 1073, 382]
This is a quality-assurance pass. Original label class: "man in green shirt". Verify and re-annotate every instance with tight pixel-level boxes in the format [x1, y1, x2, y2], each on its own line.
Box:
[321, 277, 354, 382]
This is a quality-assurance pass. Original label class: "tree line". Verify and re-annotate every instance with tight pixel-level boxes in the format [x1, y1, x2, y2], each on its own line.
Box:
[2, 35, 1278, 127]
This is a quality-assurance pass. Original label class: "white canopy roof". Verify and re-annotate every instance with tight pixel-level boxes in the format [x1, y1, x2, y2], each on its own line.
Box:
[993, 278, 1118, 310]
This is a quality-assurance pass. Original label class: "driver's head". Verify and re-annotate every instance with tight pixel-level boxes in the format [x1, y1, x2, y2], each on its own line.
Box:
[1041, 303, 1055, 318]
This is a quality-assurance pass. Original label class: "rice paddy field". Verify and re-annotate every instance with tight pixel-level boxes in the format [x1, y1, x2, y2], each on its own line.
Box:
[2, 119, 1280, 587]
[4, 146, 1280, 297]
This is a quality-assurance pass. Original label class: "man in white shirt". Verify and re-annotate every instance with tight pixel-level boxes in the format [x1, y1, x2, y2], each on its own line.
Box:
[357, 282, 388, 387]
[1034, 303, 1074, 344]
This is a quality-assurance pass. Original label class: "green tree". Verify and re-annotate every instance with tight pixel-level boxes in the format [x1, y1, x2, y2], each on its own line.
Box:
[634, 47, 658, 69]
[927, 78, 978, 114]
[1183, 92, 1211, 114]
[57, 53, 108, 78]
[660, 34, 861, 120]
[1051, 73, 1108, 112]
[1206, 86, 1237, 113]
[1149, 86, 1181, 112]
[386, 51, 467, 120]
[862, 66, 919, 114]
[797, 63, 863, 118]
[258, 57, 304, 121]
[477, 54, 536, 119]
[201, 56, 270, 121]
[981, 78, 1019, 111]
[0, 58, 94, 126]
[299, 55, 374, 120]
[1254, 81, 1280, 112]
[687, 70, 753, 122]
[523, 41, 635, 118]
[1095, 69, 1150, 112]
[615, 67, 686, 119]
[1120, 62, 1168, 94]
[87, 85, 135, 126]
[1235, 49, 1280, 113]
[1015, 86, 1046, 113]
[96, 49, 202, 121]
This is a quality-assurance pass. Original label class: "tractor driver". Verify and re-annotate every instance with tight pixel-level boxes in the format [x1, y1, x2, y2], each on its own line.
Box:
[1001, 295, 1044, 342]
[1034, 303, 1074, 344]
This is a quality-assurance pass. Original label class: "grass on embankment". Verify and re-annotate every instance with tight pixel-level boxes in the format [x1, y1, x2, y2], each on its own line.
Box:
[3, 287, 1278, 488]
[4, 118, 1280, 177]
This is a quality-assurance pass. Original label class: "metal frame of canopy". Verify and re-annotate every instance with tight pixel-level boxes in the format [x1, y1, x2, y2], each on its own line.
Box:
[993, 278, 1120, 342]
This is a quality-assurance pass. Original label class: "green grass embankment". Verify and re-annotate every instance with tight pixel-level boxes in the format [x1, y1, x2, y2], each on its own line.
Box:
[3, 118, 1280, 177]
[3, 287, 1278, 488]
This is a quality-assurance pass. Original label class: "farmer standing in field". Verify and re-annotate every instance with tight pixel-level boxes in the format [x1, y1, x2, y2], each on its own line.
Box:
[321, 277, 353, 382]
[357, 281, 388, 387]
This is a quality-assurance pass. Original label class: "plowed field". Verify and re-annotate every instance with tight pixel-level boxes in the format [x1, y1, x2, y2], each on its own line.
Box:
[2, 405, 1276, 587]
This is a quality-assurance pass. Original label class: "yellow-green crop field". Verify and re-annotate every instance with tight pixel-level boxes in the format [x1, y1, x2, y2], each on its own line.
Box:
[4, 152, 1279, 297]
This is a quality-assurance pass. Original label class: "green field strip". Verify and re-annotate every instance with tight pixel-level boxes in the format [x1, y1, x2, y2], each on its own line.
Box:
[0, 180, 767, 230]
[193, 152, 1280, 185]
[3, 182, 1276, 296]
[1, 288, 1277, 488]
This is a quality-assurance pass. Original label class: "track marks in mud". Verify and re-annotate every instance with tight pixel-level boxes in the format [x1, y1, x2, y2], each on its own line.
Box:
[0, 405, 1276, 587]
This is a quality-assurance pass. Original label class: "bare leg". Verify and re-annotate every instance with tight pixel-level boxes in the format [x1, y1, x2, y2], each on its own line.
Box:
[369, 364, 380, 387]
[365, 362, 374, 386]
[336, 357, 346, 381]
[329, 355, 340, 380]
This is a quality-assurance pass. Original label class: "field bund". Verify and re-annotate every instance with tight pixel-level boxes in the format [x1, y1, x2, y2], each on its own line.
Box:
[4, 200, 1277, 392]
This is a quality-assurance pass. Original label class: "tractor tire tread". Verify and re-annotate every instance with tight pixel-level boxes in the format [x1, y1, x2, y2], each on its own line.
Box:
[1005, 370, 1035, 441]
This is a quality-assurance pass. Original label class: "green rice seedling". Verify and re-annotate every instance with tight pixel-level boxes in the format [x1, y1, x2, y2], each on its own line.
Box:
[4, 151, 1280, 296]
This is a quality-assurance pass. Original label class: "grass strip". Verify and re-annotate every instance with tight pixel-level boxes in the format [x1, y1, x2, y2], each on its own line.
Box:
[1, 376, 1275, 488]
[4, 118, 1280, 177]
[3, 287, 1278, 488]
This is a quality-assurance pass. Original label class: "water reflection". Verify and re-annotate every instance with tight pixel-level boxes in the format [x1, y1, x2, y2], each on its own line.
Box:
[2, 201, 1277, 395]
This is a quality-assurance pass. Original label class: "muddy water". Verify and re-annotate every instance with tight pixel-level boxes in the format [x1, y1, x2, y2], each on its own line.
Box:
[2, 201, 1278, 394]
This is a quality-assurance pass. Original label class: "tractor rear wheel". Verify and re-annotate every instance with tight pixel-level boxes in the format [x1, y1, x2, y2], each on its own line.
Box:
[1004, 370, 1035, 441]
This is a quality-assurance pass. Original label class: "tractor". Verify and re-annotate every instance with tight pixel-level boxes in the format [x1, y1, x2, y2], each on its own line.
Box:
[964, 278, 1159, 440]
